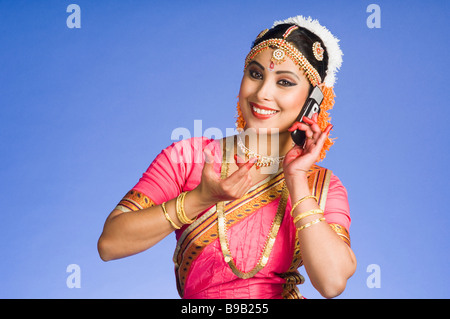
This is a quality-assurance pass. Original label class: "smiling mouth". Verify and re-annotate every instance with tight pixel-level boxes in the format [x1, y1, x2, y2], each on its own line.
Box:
[252, 106, 277, 115]
[250, 103, 279, 119]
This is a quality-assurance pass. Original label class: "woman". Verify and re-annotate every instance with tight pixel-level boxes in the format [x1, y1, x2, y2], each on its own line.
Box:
[98, 15, 356, 299]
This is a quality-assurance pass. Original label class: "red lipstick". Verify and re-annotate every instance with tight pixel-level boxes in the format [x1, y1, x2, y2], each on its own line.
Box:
[249, 102, 279, 120]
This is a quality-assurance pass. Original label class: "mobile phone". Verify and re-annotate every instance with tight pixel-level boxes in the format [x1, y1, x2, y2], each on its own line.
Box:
[291, 86, 324, 146]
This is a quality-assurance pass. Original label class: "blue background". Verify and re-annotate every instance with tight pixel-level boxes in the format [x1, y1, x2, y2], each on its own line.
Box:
[1, 0, 449, 298]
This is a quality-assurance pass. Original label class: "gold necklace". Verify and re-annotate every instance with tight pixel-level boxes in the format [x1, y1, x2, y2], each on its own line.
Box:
[237, 135, 285, 168]
[217, 159, 288, 279]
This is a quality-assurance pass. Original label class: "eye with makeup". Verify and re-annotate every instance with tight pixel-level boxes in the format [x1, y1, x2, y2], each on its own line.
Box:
[277, 79, 296, 87]
[248, 67, 297, 87]
[248, 68, 263, 80]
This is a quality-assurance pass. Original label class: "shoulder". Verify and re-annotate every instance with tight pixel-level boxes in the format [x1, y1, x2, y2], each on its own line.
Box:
[131, 137, 220, 203]
[159, 136, 223, 184]
[168, 136, 219, 153]
[159, 136, 219, 164]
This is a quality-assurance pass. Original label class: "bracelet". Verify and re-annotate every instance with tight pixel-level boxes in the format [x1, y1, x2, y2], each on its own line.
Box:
[161, 202, 180, 230]
[176, 191, 196, 225]
[297, 217, 325, 231]
[290, 195, 318, 216]
[293, 209, 324, 225]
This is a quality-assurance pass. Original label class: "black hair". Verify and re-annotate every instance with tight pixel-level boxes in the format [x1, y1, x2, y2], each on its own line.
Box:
[252, 23, 328, 84]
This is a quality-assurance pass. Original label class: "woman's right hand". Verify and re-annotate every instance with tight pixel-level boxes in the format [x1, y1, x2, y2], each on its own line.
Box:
[195, 148, 257, 204]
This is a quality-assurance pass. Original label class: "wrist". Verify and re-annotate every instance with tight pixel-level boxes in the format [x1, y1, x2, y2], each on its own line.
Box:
[285, 173, 310, 201]
[189, 187, 216, 210]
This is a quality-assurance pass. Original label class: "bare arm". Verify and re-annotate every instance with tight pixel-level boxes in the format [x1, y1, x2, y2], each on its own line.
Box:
[286, 115, 356, 298]
[97, 187, 215, 261]
[288, 175, 356, 298]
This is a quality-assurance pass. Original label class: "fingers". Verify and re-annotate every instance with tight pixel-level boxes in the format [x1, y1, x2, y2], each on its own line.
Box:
[289, 115, 333, 147]
[304, 123, 333, 154]
[202, 148, 220, 181]
[318, 124, 333, 144]
[312, 112, 318, 122]
[201, 149, 255, 202]
[288, 115, 320, 139]
[231, 155, 257, 174]
[287, 122, 297, 132]
[219, 156, 255, 199]
[233, 154, 246, 168]
[302, 116, 322, 135]
[203, 148, 214, 164]
[288, 121, 314, 140]
[231, 155, 256, 183]
[324, 124, 333, 135]
[288, 121, 306, 132]
[289, 115, 321, 132]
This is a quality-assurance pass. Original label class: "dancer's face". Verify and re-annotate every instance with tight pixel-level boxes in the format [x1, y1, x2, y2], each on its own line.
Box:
[239, 48, 311, 134]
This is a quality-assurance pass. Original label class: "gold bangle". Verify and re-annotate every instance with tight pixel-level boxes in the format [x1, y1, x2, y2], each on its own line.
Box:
[293, 209, 324, 225]
[176, 191, 196, 225]
[161, 202, 180, 230]
[297, 217, 325, 231]
[290, 195, 318, 216]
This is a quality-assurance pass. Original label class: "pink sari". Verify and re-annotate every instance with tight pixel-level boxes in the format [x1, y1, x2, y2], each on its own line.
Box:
[116, 136, 351, 299]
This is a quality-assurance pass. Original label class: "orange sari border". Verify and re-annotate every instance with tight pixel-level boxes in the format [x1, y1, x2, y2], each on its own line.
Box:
[329, 223, 351, 247]
[115, 189, 155, 212]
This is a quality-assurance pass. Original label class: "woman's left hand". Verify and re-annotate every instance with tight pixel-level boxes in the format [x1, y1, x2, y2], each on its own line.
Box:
[283, 113, 333, 180]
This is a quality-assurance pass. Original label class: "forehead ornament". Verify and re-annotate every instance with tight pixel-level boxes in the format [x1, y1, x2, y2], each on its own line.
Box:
[244, 24, 322, 86]
[270, 25, 297, 65]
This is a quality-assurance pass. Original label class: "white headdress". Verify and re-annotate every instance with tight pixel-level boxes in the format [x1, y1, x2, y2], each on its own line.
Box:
[273, 15, 343, 87]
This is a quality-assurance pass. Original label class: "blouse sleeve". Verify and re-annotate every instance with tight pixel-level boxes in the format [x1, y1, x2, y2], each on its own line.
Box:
[112, 140, 187, 213]
[131, 140, 189, 205]
[324, 172, 351, 246]
[122, 137, 218, 207]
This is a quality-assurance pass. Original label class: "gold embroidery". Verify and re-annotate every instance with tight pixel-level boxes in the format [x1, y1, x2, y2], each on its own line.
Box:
[329, 223, 351, 247]
[115, 190, 155, 212]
